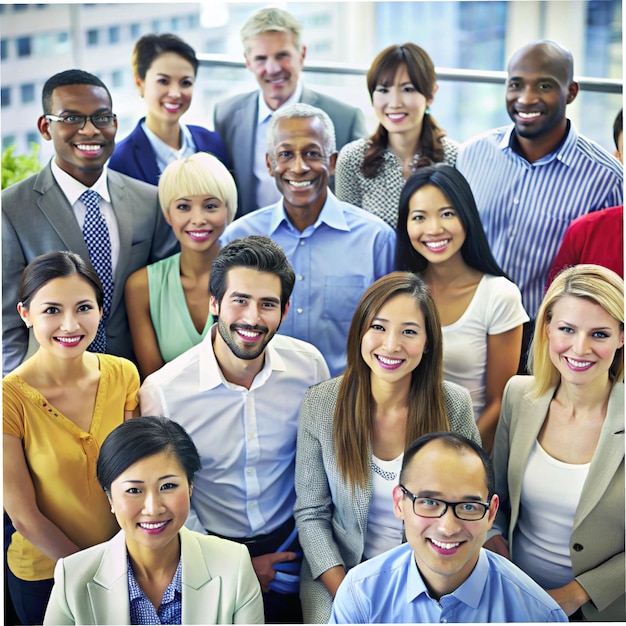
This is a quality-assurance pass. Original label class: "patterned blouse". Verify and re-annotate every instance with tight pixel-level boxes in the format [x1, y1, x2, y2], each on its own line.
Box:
[335, 136, 459, 228]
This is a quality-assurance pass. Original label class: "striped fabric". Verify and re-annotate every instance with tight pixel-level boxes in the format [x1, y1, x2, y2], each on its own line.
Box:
[456, 123, 623, 317]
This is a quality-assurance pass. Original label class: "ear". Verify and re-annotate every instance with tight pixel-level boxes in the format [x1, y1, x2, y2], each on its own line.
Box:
[134, 74, 144, 96]
[328, 152, 338, 176]
[37, 115, 52, 141]
[162, 210, 172, 227]
[392, 485, 406, 521]
[486, 494, 499, 527]
[428, 83, 439, 105]
[280, 300, 291, 324]
[618, 329, 624, 349]
[17, 302, 31, 327]
[265, 153, 275, 178]
[566, 81, 579, 104]
[300, 44, 307, 65]
[244, 51, 253, 72]
[209, 295, 220, 317]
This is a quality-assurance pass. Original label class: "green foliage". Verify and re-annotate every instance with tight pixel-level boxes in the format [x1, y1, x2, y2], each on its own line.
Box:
[2, 143, 42, 189]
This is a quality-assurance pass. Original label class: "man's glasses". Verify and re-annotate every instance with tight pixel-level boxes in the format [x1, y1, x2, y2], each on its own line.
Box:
[399, 485, 491, 521]
[45, 114, 117, 129]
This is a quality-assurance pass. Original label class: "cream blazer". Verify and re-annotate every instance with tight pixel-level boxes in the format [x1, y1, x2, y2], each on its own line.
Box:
[43, 527, 264, 625]
[493, 376, 624, 621]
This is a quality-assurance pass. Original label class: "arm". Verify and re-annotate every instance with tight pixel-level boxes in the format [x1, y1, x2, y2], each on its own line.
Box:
[43, 559, 75, 625]
[124, 267, 165, 379]
[546, 580, 591, 617]
[4, 434, 81, 561]
[478, 326, 523, 454]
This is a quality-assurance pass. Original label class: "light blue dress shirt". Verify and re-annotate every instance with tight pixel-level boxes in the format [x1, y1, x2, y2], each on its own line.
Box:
[141, 120, 197, 175]
[329, 542, 568, 623]
[456, 122, 623, 318]
[221, 191, 396, 376]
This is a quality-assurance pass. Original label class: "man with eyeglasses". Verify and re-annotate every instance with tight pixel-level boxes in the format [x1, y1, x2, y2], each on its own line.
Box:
[2, 69, 176, 374]
[329, 432, 568, 623]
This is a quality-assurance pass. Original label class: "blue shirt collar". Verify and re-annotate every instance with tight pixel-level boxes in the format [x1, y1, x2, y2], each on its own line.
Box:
[502, 120, 578, 166]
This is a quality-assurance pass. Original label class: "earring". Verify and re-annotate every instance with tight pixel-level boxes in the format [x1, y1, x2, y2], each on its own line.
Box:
[110, 506, 115, 514]
[425, 105, 431, 115]
[24, 321, 32, 329]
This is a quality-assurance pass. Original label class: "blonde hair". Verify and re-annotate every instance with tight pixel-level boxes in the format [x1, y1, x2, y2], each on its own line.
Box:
[529, 264, 624, 396]
[157, 152, 237, 223]
[240, 7, 303, 53]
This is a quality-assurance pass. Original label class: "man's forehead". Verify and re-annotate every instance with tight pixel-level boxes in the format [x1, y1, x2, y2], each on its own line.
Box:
[50, 84, 112, 109]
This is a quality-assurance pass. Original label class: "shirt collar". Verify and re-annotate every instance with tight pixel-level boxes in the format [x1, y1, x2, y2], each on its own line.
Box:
[503, 119, 577, 166]
[141, 119, 195, 159]
[127, 554, 182, 603]
[198, 324, 287, 392]
[257, 80, 304, 125]
[50, 159, 111, 205]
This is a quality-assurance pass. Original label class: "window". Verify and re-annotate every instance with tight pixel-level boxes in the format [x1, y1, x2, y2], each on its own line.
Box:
[170, 17, 179, 32]
[108, 26, 120, 44]
[111, 70, 123, 88]
[151, 19, 160, 33]
[1, 39, 7, 60]
[26, 131, 40, 147]
[1, 87, 11, 107]
[86, 29, 99, 46]
[130, 23, 141, 39]
[3, 135, 16, 151]
[187, 14, 199, 29]
[16, 36, 31, 58]
[20, 83, 35, 104]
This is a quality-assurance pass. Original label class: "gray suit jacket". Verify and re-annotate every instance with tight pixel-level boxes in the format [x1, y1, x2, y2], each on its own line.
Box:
[214, 86, 367, 216]
[493, 376, 625, 621]
[2, 162, 177, 374]
[43, 527, 264, 625]
[294, 375, 479, 623]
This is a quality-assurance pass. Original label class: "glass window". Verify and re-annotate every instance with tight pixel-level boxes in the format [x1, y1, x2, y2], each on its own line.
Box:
[108, 26, 120, 44]
[1, 39, 7, 60]
[26, 131, 40, 147]
[87, 29, 99, 46]
[187, 14, 199, 29]
[3, 135, 17, 151]
[151, 19, 160, 33]
[130, 23, 141, 40]
[170, 17, 179, 31]
[111, 70, 123, 88]
[16, 36, 31, 58]
[13, 4, 28, 12]
[1, 87, 11, 107]
[20, 83, 35, 104]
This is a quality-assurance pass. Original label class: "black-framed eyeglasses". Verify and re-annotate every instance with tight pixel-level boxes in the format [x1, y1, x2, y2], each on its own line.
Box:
[45, 114, 117, 129]
[399, 485, 491, 521]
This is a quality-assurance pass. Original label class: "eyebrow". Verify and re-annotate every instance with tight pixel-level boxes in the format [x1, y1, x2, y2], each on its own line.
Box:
[230, 291, 281, 305]
[56, 106, 112, 115]
[38, 298, 95, 306]
[156, 72, 194, 80]
[372, 315, 422, 328]
[554, 319, 614, 332]
[121, 474, 180, 484]
[409, 205, 455, 213]
[417, 490, 485, 502]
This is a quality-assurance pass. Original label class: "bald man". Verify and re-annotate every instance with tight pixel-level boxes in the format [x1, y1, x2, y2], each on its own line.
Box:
[456, 41, 622, 370]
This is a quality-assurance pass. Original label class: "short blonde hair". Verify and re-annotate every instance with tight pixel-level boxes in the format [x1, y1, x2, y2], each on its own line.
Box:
[157, 152, 237, 223]
[529, 264, 624, 396]
[240, 7, 303, 53]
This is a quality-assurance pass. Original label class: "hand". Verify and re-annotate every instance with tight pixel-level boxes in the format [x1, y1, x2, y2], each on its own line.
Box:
[251, 551, 297, 592]
[546, 581, 590, 616]
[483, 534, 510, 559]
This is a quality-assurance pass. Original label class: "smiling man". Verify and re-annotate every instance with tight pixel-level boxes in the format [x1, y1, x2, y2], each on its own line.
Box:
[214, 7, 366, 216]
[220, 103, 396, 376]
[329, 432, 568, 623]
[456, 41, 622, 371]
[2, 69, 176, 375]
[139, 235, 330, 623]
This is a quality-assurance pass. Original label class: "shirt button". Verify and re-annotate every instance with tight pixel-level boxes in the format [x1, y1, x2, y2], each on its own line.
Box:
[297, 308, 303, 314]
[513, 197, 520, 204]
[299, 240, 305, 246]
[247, 468, 253, 475]
[573, 543, 584, 552]
[297, 275, 303, 281]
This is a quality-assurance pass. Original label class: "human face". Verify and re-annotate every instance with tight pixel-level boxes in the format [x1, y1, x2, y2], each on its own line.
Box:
[38, 84, 117, 187]
[546, 295, 624, 387]
[372, 65, 432, 137]
[210, 267, 287, 362]
[165, 194, 228, 251]
[267, 116, 335, 219]
[506, 45, 578, 141]
[393, 440, 498, 600]
[109, 451, 191, 556]
[361, 294, 428, 386]
[407, 185, 465, 266]
[244, 31, 305, 110]
[137, 52, 195, 127]
[18, 275, 102, 358]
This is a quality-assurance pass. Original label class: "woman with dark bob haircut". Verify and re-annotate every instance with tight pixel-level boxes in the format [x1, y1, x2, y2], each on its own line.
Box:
[3, 251, 140, 625]
[335, 42, 458, 228]
[396, 164, 528, 452]
[44, 416, 264, 625]
[294, 271, 478, 622]
[109, 33, 229, 185]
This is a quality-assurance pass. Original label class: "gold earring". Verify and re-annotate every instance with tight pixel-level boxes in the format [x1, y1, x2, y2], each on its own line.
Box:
[110, 506, 115, 514]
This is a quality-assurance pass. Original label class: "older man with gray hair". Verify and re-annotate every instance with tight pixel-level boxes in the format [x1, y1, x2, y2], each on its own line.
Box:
[220, 103, 395, 376]
[214, 6, 366, 217]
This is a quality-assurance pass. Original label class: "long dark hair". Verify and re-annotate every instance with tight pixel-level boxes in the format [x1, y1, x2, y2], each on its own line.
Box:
[363, 43, 445, 178]
[395, 164, 507, 277]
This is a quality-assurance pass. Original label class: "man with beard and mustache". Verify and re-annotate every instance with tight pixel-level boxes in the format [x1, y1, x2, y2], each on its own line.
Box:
[456, 40, 622, 372]
[139, 235, 329, 623]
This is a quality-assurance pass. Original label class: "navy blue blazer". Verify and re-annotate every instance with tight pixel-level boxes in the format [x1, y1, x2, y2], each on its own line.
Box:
[108, 119, 230, 186]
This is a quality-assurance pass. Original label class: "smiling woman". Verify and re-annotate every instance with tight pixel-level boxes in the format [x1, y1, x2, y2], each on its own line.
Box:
[43, 416, 264, 625]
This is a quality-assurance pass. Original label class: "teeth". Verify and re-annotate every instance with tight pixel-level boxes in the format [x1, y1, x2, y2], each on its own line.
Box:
[188, 230, 209, 237]
[566, 357, 592, 368]
[163, 103, 181, 111]
[378, 355, 403, 365]
[289, 181, 311, 188]
[238, 330, 261, 338]
[55, 336, 81, 344]
[431, 538, 460, 549]
[139, 521, 167, 530]
[76, 144, 101, 152]
[424, 240, 448, 250]
[518, 111, 541, 119]
[387, 113, 406, 120]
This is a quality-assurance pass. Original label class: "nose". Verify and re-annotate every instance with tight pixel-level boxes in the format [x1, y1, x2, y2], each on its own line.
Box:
[59, 311, 80, 332]
[426, 215, 443, 234]
[168, 83, 181, 98]
[265, 56, 281, 75]
[389, 87, 403, 107]
[243, 302, 262, 326]
[435, 505, 464, 535]
[142, 491, 165, 516]
[291, 151, 311, 174]
[78, 116, 102, 136]
[572, 332, 591, 355]
[190, 207, 207, 225]
[516, 85, 539, 105]
[382, 331, 400, 352]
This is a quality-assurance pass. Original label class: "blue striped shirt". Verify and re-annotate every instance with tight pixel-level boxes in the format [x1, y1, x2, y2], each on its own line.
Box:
[456, 122, 623, 317]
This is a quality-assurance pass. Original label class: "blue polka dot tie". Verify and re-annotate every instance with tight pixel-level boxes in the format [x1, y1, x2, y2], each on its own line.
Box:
[80, 190, 114, 353]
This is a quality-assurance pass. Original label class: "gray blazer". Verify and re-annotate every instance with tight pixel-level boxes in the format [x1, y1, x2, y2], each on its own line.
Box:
[43, 526, 264, 625]
[493, 376, 625, 621]
[2, 162, 177, 374]
[294, 375, 479, 623]
[214, 86, 367, 216]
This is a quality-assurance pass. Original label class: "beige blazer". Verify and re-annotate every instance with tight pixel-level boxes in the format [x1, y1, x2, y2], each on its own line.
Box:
[43, 527, 264, 625]
[493, 376, 624, 621]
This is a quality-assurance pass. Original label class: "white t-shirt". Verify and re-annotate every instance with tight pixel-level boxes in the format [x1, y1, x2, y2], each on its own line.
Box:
[442, 274, 528, 420]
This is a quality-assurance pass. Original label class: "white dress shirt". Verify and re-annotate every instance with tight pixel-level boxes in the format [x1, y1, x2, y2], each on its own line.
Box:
[139, 325, 330, 538]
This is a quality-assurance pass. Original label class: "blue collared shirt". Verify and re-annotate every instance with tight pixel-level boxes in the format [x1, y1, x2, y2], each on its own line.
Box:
[456, 122, 623, 318]
[128, 557, 182, 625]
[330, 542, 568, 623]
[220, 191, 396, 376]
[141, 121, 197, 175]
